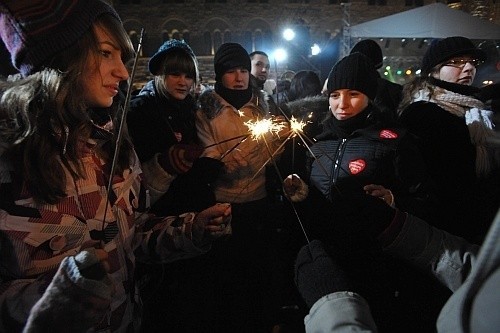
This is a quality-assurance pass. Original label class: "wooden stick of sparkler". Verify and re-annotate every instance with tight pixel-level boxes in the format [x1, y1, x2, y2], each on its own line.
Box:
[102, 28, 145, 231]
[261, 134, 310, 244]
[203, 134, 249, 150]
[219, 134, 249, 161]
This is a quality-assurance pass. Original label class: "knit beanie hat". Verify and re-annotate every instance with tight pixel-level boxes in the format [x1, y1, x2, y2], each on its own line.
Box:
[0, 0, 121, 77]
[350, 39, 383, 69]
[149, 39, 196, 75]
[327, 52, 378, 100]
[214, 43, 251, 82]
[421, 36, 487, 77]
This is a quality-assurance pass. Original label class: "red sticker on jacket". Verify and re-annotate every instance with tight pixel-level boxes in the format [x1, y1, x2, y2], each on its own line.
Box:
[379, 129, 398, 139]
[349, 159, 366, 174]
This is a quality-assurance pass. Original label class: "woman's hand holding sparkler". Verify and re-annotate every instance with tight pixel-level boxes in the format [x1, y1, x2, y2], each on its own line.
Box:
[194, 202, 232, 237]
[25, 248, 115, 332]
[283, 174, 309, 202]
[364, 184, 395, 207]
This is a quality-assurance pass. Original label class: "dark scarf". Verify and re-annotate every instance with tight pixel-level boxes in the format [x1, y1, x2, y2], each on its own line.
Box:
[428, 77, 480, 97]
[322, 107, 372, 139]
[215, 82, 253, 110]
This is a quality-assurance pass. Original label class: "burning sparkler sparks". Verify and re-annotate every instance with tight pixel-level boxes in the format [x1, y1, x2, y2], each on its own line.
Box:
[244, 117, 287, 140]
[289, 116, 307, 137]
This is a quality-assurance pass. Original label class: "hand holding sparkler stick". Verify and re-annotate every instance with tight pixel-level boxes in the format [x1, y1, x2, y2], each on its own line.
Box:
[241, 117, 310, 243]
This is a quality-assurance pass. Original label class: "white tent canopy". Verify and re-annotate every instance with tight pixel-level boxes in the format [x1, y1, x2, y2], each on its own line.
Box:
[350, 3, 500, 40]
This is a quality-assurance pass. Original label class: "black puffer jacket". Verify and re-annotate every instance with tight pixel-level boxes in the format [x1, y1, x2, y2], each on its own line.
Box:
[306, 105, 436, 217]
[128, 80, 198, 162]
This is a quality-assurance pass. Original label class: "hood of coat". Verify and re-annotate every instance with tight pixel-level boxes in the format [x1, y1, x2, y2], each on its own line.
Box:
[197, 85, 269, 120]
[283, 95, 329, 120]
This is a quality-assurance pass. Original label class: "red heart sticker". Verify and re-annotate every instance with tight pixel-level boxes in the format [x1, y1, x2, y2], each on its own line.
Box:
[349, 159, 366, 174]
[379, 129, 398, 139]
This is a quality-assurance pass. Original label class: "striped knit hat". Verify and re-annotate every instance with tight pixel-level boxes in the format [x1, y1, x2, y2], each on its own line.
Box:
[0, 0, 121, 77]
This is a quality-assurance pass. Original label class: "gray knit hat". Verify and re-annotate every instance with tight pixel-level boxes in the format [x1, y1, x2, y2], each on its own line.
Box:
[327, 52, 379, 100]
[0, 0, 121, 77]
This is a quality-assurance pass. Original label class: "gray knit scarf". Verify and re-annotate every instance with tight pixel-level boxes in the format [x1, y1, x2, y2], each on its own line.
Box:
[413, 83, 499, 177]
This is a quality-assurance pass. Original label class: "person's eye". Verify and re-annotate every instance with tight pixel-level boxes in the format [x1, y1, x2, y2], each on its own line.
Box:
[100, 50, 112, 58]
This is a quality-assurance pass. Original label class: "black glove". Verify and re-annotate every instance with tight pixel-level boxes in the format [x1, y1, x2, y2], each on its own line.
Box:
[294, 240, 352, 308]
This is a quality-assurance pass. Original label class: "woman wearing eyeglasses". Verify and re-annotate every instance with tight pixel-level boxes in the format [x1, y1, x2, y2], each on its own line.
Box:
[398, 36, 500, 244]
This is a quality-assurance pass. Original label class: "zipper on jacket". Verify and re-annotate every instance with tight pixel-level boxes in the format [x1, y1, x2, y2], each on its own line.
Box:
[328, 138, 346, 200]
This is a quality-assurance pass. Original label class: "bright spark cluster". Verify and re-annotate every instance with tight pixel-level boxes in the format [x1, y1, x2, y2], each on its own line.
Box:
[289, 116, 307, 136]
[244, 118, 287, 140]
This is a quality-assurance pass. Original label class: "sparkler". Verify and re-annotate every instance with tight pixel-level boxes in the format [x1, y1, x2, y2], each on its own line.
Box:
[236, 116, 311, 243]
[102, 28, 145, 232]
[244, 117, 287, 140]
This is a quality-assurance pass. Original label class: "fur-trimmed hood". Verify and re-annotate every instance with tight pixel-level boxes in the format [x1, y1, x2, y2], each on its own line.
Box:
[282, 95, 329, 120]
[197, 85, 269, 120]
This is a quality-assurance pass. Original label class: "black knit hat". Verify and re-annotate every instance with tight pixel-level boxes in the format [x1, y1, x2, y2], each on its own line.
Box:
[327, 52, 379, 100]
[350, 39, 383, 69]
[421, 36, 487, 76]
[214, 43, 251, 82]
[0, 0, 122, 77]
[148, 39, 196, 75]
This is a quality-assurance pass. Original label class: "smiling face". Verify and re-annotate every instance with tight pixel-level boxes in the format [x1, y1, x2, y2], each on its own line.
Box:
[222, 67, 249, 90]
[433, 55, 479, 86]
[329, 89, 369, 120]
[82, 25, 129, 108]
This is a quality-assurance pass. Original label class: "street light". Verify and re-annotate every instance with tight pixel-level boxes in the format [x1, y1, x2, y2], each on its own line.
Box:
[311, 43, 321, 56]
[283, 28, 295, 41]
[273, 48, 288, 62]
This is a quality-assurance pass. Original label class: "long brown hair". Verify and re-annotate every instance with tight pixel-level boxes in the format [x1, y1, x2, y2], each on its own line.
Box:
[10, 14, 135, 204]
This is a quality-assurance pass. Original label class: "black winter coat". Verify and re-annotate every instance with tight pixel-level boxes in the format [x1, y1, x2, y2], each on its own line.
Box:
[306, 108, 435, 217]
[128, 80, 198, 162]
[400, 100, 498, 243]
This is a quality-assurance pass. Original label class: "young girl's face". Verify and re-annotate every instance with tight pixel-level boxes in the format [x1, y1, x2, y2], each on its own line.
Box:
[433, 56, 478, 86]
[82, 25, 129, 108]
[329, 89, 369, 120]
[164, 73, 194, 100]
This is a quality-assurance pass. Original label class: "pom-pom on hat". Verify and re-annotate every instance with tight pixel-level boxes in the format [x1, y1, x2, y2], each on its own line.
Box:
[0, 0, 121, 77]
[327, 52, 379, 100]
[148, 39, 196, 75]
[421, 36, 487, 76]
[350, 39, 383, 69]
[213, 43, 251, 82]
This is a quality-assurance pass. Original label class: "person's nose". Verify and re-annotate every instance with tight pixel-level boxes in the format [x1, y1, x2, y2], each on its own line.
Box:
[235, 71, 244, 81]
[114, 59, 129, 81]
[338, 93, 349, 108]
[178, 74, 189, 86]
[462, 61, 476, 72]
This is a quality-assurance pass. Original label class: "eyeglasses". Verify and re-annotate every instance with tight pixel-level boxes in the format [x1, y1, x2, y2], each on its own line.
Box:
[443, 59, 483, 68]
